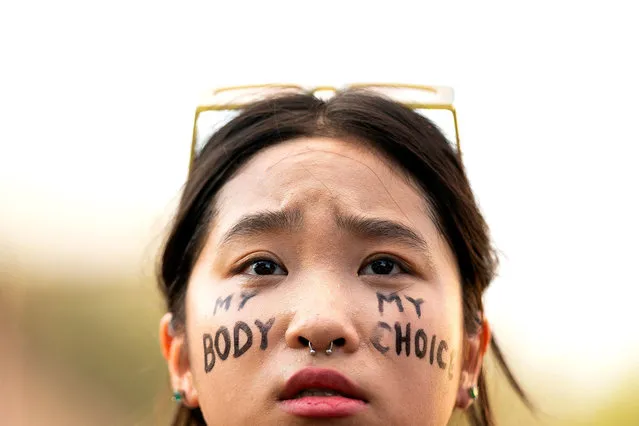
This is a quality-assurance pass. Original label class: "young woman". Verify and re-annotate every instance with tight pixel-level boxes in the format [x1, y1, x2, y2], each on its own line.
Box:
[157, 88, 529, 425]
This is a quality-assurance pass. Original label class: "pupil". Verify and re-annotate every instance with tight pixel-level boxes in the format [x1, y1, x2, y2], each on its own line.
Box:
[372, 260, 394, 274]
[253, 261, 276, 275]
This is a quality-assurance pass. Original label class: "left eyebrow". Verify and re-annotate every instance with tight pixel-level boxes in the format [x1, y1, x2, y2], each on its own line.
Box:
[335, 213, 431, 254]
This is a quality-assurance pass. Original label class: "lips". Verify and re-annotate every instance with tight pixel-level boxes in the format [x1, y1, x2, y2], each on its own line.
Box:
[278, 367, 368, 418]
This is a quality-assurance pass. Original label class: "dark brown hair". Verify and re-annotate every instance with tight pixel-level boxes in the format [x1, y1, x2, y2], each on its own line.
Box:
[158, 90, 532, 425]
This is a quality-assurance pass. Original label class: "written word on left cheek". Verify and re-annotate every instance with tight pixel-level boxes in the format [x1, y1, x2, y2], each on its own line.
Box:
[370, 321, 456, 381]
[373, 292, 456, 381]
[202, 318, 275, 373]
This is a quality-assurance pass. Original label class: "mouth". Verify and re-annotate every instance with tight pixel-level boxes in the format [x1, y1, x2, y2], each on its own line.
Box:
[278, 367, 368, 418]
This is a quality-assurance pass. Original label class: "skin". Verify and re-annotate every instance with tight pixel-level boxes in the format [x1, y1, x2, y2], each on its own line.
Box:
[160, 137, 491, 425]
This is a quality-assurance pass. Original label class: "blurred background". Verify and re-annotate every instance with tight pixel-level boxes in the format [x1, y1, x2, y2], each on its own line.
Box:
[1, 1, 638, 425]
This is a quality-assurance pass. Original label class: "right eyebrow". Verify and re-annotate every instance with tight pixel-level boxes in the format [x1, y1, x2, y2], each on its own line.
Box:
[220, 208, 303, 245]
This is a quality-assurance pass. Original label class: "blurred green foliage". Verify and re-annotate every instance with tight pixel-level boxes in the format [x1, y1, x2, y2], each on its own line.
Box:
[15, 278, 170, 425]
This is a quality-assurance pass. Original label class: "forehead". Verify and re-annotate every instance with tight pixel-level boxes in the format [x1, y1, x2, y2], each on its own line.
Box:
[216, 137, 430, 218]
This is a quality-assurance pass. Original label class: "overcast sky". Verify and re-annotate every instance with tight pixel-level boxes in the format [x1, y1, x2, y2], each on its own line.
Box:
[1, 0, 638, 410]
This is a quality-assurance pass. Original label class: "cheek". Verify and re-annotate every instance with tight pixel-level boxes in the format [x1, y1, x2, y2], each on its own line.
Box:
[184, 286, 282, 403]
[371, 300, 462, 372]
[369, 290, 463, 410]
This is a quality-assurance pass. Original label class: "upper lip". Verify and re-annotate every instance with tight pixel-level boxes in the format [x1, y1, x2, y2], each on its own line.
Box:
[279, 367, 368, 402]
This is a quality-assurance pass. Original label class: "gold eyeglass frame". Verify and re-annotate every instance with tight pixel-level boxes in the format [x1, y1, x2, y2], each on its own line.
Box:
[189, 83, 461, 175]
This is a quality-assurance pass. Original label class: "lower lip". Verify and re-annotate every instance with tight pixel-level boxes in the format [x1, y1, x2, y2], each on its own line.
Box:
[279, 396, 367, 417]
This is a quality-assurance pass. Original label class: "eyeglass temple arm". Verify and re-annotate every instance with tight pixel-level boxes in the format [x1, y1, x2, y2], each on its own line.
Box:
[451, 107, 462, 157]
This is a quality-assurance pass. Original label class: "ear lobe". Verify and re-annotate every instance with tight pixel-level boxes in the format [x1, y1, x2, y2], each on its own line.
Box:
[455, 317, 491, 410]
[159, 313, 200, 408]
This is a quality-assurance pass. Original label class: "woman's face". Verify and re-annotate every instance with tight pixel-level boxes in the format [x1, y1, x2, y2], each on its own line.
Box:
[181, 138, 469, 425]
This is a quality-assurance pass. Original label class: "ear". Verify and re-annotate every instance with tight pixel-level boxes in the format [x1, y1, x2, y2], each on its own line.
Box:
[455, 315, 491, 410]
[159, 313, 199, 408]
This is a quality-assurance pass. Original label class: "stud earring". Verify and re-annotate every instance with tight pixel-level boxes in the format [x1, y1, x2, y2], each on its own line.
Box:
[172, 390, 185, 403]
[469, 385, 479, 400]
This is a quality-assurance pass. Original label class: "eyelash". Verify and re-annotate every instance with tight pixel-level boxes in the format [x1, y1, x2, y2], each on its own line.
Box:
[232, 256, 288, 276]
[232, 255, 412, 276]
[359, 255, 411, 276]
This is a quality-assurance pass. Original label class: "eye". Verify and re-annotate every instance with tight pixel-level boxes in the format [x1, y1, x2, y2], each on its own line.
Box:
[243, 259, 287, 276]
[360, 257, 405, 276]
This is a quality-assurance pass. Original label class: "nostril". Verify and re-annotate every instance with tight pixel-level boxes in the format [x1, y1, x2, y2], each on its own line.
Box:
[333, 338, 346, 347]
[298, 336, 310, 346]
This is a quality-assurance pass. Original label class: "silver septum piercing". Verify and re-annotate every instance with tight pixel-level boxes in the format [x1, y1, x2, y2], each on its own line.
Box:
[309, 341, 333, 355]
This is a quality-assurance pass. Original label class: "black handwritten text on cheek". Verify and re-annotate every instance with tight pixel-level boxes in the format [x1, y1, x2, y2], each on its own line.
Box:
[373, 292, 455, 380]
[203, 317, 275, 373]
[371, 321, 456, 380]
[213, 291, 259, 315]
[377, 292, 424, 318]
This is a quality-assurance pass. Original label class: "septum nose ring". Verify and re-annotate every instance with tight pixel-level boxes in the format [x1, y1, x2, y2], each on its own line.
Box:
[309, 341, 333, 355]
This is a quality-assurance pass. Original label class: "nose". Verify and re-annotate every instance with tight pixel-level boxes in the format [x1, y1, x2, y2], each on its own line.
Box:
[285, 312, 361, 355]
